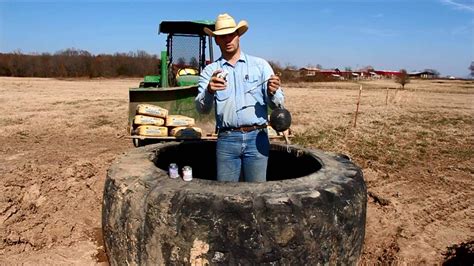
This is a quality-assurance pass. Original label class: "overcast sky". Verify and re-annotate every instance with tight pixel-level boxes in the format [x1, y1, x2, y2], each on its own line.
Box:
[1, 0, 473, 77]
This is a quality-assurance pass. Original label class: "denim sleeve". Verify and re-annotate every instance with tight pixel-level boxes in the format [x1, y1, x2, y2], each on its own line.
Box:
[261, 60, 285, 109]
[195, 65, 216, 114]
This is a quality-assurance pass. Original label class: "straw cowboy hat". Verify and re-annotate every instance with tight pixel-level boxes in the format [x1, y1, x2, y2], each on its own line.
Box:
[204, 13, 248, 37]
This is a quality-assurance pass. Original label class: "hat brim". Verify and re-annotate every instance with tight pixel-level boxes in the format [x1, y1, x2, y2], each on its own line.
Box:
[204, 21, 248, 37]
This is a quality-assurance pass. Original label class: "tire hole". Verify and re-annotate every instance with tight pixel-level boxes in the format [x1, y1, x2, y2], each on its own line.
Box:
[153, 141, 322, 181]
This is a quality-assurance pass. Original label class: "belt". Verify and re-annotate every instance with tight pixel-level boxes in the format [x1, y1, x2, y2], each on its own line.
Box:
[220, 124, 267, 133]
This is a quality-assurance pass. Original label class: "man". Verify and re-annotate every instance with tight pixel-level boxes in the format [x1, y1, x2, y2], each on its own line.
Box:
[195, 13, 284, 182]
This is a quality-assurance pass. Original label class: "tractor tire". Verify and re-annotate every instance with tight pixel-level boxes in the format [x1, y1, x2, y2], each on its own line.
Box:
[102, 141, 367, 265]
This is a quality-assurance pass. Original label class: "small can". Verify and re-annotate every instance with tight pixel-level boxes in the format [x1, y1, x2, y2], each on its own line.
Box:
[169, 163, 179, 179]
[216, 70, 228, 81]
[182, 166, 193, 182]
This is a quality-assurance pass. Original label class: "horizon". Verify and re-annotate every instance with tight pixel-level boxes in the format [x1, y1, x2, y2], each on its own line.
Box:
[1, 0, 473, 77]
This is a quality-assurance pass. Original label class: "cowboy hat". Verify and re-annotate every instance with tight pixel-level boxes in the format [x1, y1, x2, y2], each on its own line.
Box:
[204, 13, 248, 37]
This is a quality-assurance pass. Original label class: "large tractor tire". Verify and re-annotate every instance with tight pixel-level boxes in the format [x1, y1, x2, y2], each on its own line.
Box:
[102, 141, 367, 265]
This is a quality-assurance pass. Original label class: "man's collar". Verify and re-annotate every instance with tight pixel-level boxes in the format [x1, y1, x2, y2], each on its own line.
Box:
[238, 52, 247, 62]
[218, 51, 247, 66]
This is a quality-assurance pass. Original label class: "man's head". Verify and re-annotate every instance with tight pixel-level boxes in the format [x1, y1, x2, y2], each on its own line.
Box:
[215, 31, 240, 56]
[205, 13, 248, 58]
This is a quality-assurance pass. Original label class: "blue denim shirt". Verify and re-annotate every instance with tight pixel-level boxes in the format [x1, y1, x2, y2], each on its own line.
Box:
[195, 52, 284, 129]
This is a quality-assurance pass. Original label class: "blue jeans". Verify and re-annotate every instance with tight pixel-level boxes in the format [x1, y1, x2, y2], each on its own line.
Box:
[216, 128, 270, 182]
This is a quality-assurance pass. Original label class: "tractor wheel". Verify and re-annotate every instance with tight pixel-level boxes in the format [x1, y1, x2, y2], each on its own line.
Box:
[102, 141, 367, 265]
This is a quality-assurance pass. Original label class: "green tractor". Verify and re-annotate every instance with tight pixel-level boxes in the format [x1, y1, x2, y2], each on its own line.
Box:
[129, 20, 216, 147]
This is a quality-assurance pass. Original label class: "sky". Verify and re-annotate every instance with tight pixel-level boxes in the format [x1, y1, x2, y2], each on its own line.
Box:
[0, 0, 473, 77]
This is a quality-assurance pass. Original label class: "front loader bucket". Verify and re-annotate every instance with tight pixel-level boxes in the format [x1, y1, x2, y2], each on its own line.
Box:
[128, 86, 213, 133]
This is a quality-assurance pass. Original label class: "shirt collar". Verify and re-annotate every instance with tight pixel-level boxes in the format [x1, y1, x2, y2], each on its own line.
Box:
[217, 51, 247, 66]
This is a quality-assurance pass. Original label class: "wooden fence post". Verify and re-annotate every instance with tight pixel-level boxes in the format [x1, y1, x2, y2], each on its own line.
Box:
[353, 85, 362, 128]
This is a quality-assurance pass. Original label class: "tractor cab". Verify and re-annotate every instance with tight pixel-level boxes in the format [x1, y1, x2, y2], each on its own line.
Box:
[128, 20, 216, 146]
[139, 20, 215, 88]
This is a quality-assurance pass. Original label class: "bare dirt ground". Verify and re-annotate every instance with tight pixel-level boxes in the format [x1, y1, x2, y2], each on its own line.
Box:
[0, 77, 472, 264]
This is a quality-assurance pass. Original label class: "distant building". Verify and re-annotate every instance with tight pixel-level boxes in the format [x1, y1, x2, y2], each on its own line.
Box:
[409, 71, 437, 79]
[298, 67, 405, 80]
[299, 67, 320, 76]
[300, 67, 442, 80]
[374, 70, 402, 79]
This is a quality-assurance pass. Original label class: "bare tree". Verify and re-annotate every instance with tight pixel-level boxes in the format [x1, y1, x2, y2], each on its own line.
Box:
[189, 57, 198, 68]
[176, 57, 186, 66]
[396, 69, 410, 89]
[268, 60, 283, 73]
[0, 49, 160, 78]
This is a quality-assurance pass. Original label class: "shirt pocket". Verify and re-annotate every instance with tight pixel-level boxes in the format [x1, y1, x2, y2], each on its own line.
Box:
[244, 74, 265, 105]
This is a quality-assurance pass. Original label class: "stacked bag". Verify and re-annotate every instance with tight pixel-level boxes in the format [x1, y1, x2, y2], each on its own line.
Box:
[266, 125, 278, 137]
[133, 104, 202, 139]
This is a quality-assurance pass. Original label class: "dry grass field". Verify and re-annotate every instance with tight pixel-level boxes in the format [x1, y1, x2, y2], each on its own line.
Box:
[0, 77, 472, 264]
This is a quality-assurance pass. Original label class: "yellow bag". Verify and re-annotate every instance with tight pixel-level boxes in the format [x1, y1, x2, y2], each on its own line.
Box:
[133, 115, 165, 126]
[134, 125, 168, 137]
[165, 115, 195, 127]
[267, 126, 278, 137]
[136, 104, 168, 118]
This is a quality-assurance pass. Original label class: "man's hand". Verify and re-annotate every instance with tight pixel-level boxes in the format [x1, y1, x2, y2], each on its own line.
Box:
[207, 70, 227, 94]
[267, 74, 281, 96]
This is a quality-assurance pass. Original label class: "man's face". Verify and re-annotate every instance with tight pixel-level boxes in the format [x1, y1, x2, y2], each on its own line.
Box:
[215, 31, 240, 55]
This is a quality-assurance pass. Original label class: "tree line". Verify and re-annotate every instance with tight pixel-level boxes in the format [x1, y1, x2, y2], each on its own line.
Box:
[2, 48, 465, 80]
[0, 48, 160, 78]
